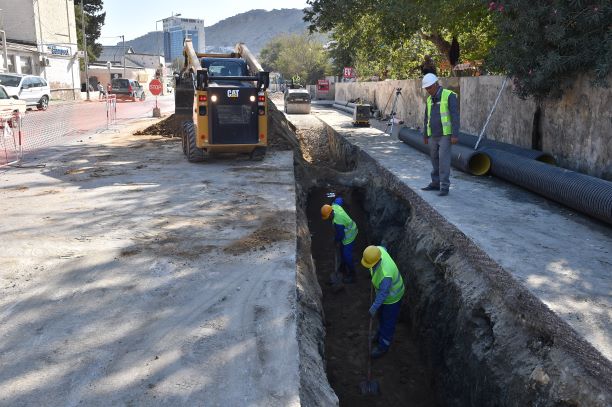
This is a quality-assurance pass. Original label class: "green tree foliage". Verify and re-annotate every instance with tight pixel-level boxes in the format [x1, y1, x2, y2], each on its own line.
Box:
[75, 0, 106, 63]
[485, 1, 611, 99]
[260, 34, 331, 84]
[304, 0, 495, 78]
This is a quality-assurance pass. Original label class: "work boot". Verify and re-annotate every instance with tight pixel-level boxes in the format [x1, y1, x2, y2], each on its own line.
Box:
[438, 189, 449, 196]
[421, 184, 440, 191]
[371, 345, 388, 359]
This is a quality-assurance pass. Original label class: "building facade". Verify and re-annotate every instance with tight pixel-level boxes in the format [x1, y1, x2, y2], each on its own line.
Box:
[163, 16, 205, 63]
[0, 0, 81, 100]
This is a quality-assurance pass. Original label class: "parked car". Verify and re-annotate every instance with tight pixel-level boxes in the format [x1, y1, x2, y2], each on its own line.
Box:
[0, 84, 26, 117]
[0, 73, 50, 111]
[111, 78, 146, 102]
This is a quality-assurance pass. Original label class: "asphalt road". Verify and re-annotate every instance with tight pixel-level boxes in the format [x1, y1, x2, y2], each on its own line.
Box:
[1, 95, 175, 166]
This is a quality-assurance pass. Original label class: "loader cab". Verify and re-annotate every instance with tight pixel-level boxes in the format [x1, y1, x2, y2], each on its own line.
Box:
[201, 58, 249, 78]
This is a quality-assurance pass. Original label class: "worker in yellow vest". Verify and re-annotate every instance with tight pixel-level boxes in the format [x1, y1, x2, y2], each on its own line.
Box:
[361, 245, 405, 358]
[321, 197, 358, 283]
[421, 73, 460, 196]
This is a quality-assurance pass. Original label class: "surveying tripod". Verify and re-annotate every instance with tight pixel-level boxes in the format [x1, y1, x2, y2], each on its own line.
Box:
[384, 88, 402, 135]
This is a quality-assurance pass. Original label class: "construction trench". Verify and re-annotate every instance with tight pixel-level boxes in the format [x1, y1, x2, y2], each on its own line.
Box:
[266, 99, 612, 406]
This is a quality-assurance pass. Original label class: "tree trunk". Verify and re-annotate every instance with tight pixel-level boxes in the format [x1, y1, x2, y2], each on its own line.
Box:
[420, 31, 452, 66]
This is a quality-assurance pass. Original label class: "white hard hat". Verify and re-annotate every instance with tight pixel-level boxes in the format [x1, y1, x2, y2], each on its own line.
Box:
[422, 73, 438, 88]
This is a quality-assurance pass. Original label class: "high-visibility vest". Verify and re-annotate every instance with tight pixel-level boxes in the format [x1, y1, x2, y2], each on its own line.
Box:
[369, 247, 404, 304]
[426, 88, 456, 136]
[331, 203, 358, 245]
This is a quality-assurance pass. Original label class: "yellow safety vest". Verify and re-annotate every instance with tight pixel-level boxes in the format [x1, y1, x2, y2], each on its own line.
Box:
[427, 88, 456, 136]
[369, 247, 404, 304]
[331, 203, 358, 245]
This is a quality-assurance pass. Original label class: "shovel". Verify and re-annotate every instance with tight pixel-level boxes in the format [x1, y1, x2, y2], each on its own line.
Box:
[360, 287, 380, 395]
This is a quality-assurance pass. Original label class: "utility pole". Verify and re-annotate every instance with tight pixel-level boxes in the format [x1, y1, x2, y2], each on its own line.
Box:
[121, 35, 125, 78]
[80, 0, 90, 100]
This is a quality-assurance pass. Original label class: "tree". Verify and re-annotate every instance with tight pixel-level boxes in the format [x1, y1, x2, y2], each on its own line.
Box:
[259, 34, 331, 84]
[75, 0, 106, 64]
[304, 0, 496, 75]
[485, 0, 611, 99]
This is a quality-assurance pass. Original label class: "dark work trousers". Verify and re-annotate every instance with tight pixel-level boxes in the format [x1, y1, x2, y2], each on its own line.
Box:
[429, 135, 452, 190]
[377, 299, 402, 350]
[340, 241, 355, 275]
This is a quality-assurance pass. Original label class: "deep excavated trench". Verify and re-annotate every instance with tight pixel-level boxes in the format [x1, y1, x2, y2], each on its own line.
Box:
[279, 101, 611, 407]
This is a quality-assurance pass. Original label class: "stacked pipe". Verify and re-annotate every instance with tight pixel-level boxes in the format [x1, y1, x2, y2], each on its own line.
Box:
[398, 127, 612, 225]
[332, 101, 354, 115]
[398, 128, 491, 176]
[457, 132, 556, 165]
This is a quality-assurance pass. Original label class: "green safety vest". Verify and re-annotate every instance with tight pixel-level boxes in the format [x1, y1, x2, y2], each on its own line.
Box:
[331, 203, 358, 245]
[369, 247, 405, 305]
[426, 88, 456, 137]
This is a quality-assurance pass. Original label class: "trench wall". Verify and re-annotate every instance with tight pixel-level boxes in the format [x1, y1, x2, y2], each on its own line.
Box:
[335, 74, 612, 180]
[323, 125, 611, 406]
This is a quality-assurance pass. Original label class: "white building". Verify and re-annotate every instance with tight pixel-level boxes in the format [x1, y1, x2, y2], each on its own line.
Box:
[0, 0, 81, 100]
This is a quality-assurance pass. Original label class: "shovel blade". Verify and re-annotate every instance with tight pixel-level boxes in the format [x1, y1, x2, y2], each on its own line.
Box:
[359, 379, 380, 395]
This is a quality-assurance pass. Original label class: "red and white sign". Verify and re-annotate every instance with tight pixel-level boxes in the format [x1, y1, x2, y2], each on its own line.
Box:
[149, 79, 163, 96]
[317, 79, 329, 93]
[343, 67, 355, 79]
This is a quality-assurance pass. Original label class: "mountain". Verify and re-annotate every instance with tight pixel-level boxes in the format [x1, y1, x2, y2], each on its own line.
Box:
[120, 9, 310, 56]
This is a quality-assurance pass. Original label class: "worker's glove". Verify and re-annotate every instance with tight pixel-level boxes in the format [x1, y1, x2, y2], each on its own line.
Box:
[368, 305, 377, 317]
[423, 137, 429, 145]
[451, 136, 459, 145]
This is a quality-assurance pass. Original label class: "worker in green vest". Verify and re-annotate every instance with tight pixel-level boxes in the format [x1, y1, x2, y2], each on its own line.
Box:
[361, 245, 405, 358]
[321, 197, 358, 283]
[421, 73, 460, 196]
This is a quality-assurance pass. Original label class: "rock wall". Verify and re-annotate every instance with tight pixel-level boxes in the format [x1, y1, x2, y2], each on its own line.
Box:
[335, 75, 611, 180]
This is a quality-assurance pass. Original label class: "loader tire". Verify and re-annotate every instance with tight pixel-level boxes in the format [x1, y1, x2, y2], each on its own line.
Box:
[183, 121, 204, 162]
[180, 120, 188, 155]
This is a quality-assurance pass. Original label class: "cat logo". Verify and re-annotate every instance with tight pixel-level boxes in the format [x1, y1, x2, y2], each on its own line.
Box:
[227, 89, 239, 98]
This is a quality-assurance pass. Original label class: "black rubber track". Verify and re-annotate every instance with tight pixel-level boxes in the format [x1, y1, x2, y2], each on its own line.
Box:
[183, 121, 204, 162]
[482, 148, 612, 225]
[398, 128, 491, 176]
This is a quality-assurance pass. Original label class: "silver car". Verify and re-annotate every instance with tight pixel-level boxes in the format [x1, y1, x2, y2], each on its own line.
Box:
[0, 73, 51, 111]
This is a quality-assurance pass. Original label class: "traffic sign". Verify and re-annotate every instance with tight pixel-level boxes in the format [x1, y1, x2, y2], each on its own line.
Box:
[149, 79, 162, 96]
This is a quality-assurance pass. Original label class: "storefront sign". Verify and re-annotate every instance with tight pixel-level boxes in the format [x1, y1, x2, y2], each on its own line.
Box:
[46, 45, 70, 57]
[317, 79, 330, 93]
[343, 67, 355, 79]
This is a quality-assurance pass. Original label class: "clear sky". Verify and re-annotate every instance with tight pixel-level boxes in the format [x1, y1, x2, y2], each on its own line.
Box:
[99, 0, 309, 45]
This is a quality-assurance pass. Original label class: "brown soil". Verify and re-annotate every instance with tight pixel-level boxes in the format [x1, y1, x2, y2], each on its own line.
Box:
[223, 212, 295, 255]
[134, 114, 177, 136]
[307, 187, 438, 407]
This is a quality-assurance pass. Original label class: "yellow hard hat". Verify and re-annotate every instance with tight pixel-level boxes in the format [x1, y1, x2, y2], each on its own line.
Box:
[321, 204, 333, 220]
[361, 245, 381, 268]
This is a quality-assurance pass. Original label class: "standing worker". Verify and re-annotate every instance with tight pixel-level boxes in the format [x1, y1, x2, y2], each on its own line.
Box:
[361, 245, 405, 358]
[321, 197, 358, 284]
[421, 73, 460, 196]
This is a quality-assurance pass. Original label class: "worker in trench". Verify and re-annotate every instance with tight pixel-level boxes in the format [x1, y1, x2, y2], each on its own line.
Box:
[421, 73, 460, 196]
[321, 198, 358, 284]
[361, 245, 405, 358]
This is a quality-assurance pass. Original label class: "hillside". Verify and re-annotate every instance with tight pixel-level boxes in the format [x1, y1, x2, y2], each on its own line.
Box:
[121, 8, 310, 56]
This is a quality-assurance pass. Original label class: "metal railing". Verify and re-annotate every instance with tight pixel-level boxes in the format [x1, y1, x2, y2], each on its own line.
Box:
[0, 112, 23, 168]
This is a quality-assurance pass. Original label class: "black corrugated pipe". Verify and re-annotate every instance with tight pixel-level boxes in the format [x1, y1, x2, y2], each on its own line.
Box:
[483, 148, 612, 225]
[333, 103, 353, 115]
[457, 132, 557, 165]
[399, 128, 491, 176]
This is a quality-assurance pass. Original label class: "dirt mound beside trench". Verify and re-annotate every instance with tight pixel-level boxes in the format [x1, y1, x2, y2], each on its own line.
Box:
[134, 114, 177, 136]
[223, 212, 295, 255]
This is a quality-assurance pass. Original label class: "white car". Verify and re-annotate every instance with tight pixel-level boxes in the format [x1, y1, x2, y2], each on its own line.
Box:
[0, 84, 26, 117]
[0, 73, 50, 111]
